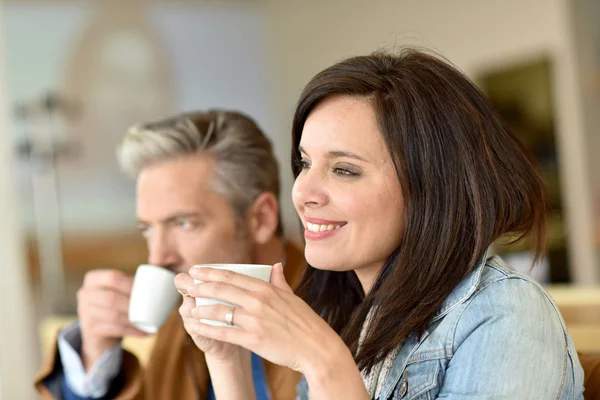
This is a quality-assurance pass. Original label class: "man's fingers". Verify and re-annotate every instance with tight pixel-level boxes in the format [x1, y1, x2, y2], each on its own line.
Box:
[79, 287, 131, 314]
[79, 304, 130, 326]
[83, 270, 134, 296]
[124, 325, 151, 337]
[82, 318, 149, 338]
[85, 321, 132, 339]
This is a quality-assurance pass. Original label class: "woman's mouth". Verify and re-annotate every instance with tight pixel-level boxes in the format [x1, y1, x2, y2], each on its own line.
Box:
[306, 222, 343, 232]
[304, 218, 346, 240]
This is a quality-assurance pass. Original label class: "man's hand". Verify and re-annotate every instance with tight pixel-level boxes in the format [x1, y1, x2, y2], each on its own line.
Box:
[77, 270, 148, 371]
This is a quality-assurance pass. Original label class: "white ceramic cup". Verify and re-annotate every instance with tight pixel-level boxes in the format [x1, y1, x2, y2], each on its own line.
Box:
[193, 263, 272, 327]
[128, 264, 179, 334]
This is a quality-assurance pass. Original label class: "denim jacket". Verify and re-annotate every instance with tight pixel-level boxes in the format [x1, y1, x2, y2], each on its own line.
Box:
[296, 256, 584, 399]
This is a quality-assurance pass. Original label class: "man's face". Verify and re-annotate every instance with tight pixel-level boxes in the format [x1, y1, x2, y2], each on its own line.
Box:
[136, 154, 252, 273]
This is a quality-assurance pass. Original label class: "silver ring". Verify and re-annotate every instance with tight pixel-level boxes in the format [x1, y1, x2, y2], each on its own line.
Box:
[225, 307, 235, 326]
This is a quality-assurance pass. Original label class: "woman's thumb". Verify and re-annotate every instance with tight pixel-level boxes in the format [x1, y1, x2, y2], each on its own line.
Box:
[270, 262, 291, 292]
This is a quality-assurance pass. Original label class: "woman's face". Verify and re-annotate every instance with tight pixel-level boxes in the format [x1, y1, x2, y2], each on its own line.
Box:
[292, 96, 405, 292]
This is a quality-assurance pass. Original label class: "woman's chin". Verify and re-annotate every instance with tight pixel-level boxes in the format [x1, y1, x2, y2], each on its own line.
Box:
[306, 255, 347, 272]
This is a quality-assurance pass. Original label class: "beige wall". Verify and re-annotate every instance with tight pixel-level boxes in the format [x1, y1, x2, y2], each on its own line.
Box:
[0, 3, 39, 398]
[265, 0, 599, 283]
[572, 0, 600, 203]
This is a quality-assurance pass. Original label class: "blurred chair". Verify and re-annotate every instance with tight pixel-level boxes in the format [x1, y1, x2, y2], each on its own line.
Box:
[579, 352, 600, 400]
[546, 285, 600, 354]
[40, 316, 157, 366]
[546, 285, 600, 399]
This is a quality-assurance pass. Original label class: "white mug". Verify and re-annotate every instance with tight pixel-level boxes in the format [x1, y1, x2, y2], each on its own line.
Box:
[128, 264, 179, 334]
[193, 263, 272, 327]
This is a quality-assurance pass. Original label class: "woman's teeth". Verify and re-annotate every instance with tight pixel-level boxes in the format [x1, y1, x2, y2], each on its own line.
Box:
[306, 222, 342, 232]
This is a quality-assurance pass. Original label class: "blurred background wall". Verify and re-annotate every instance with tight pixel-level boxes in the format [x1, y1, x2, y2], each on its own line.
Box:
[0, 4, 38, 398]
[1, 0, 598, 398]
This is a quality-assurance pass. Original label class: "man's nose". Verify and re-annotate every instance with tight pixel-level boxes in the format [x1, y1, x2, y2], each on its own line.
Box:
[147, 229, 179, 269]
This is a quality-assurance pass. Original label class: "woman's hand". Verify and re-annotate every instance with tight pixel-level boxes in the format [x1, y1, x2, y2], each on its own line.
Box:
[183, 263, 347, 374]
[175, 272, 246, 363]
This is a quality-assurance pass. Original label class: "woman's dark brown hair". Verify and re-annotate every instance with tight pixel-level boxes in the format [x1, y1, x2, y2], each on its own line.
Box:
[292, 49, 548, 373]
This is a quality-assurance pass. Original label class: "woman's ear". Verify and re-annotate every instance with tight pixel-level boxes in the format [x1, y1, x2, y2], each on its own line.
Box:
[246, 192, 280, 244]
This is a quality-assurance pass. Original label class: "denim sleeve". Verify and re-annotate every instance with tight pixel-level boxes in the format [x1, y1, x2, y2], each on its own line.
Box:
[57, 322, 123, 398]
[437, 278, 583, 399]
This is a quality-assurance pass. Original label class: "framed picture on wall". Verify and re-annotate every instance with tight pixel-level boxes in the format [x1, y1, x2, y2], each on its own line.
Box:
[477, 57, 570, 284]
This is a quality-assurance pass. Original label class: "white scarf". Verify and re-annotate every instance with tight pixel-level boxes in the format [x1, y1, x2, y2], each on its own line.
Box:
[359, 310, 402, 399]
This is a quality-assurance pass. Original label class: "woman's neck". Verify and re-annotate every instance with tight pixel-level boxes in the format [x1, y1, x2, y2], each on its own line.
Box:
[354, 262, 385, 294]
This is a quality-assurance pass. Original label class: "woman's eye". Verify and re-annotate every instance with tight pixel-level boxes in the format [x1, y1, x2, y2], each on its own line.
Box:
[333, 167, 353, 176]
[333, 166, 359, 176]
[299, 159, 311, 170]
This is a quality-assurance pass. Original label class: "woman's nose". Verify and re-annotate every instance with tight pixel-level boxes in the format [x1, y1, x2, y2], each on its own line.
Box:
[292, 168, 329, 209]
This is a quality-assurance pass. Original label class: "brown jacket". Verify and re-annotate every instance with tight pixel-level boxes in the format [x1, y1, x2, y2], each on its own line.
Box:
[35, 242, 306, 399]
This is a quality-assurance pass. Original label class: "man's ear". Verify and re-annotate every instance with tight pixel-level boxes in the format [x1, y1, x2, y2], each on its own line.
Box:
[246, 192, 280, 244]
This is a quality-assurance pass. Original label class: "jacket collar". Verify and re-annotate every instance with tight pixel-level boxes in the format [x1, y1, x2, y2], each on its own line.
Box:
[431, 249, 489, 322]
[378, 250, 490, 399]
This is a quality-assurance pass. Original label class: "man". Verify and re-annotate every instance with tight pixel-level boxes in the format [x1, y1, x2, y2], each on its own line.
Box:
[35, 110, 305, 399]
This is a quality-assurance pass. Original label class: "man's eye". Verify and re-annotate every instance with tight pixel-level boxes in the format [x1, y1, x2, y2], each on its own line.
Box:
[138, 226, 153, 238]
[178, 220, 194, 230]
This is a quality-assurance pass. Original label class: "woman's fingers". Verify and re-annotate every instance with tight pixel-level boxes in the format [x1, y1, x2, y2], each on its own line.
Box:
[178, 294, 196, 318]
[174, 272, 194, 292]
[189, 319, 251, 348]
[189, 266, 271, 293]
[191, 304, 252, 329]
[175, 272, 198, 318]
[185, 280, 265, 313]
[269, 263, 293, 293]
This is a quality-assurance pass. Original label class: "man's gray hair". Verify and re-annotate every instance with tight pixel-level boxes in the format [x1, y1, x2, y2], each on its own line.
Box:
[117, 110, 282, 235]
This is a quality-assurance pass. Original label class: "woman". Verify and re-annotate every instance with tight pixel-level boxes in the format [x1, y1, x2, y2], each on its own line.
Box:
[175, 49, 584, 399]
